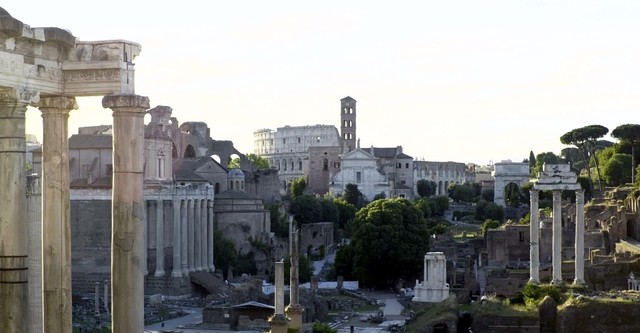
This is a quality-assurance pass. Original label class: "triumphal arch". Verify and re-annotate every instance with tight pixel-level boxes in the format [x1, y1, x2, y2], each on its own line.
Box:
[0, 8, 148, 333]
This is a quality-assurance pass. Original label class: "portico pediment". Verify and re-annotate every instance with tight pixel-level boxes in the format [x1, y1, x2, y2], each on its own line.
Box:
[0, 7, 139, 99]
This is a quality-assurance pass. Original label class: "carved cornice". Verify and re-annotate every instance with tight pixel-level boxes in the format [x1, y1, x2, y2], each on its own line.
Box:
[39, 96, 78, 111]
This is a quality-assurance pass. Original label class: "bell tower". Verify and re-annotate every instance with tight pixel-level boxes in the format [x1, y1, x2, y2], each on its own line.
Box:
[340, 96, 357, 152]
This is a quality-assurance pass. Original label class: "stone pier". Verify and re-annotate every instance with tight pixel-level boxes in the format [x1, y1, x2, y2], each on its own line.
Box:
[103, 94, 150, 333]
[412, 252, 449, 303]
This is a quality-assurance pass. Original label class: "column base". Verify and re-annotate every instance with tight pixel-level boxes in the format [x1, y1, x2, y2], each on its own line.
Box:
[209, 265, 215, 272]
[154, 270, 165, 278]
[551, 279, 563, 285]
[285, 304, 304, 331]
[527, 278, 540, 284]
[171, 270, 183, 278]
[182, 268, 190, 276]
[268, 314, 289, 333]
[573, 278, 586, 285]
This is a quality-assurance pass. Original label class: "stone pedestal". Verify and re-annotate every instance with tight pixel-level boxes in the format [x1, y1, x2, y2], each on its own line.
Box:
[412, 252, 449, 303]
[268, 314, 289, 333]
[103, 94, 149, 333]
[40, 95, 78, 333]
[0, 88, 30, 333]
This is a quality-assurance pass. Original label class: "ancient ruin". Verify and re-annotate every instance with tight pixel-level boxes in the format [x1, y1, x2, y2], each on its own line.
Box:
[413, 252, 450, 302]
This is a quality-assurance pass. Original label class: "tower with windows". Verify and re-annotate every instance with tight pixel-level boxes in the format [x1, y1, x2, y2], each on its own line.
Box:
[340, 96, 357, 152]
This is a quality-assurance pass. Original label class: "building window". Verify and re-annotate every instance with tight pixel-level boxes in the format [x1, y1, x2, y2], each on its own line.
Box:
[405, 163, 409, 168]
[283, 138, 286, 144]
[323, 158, 328, 171]
[356, 171, 362, 183]
[298, 137, 301, 143]
[396, 163, 402, 168]
[299, 160, 303, 170]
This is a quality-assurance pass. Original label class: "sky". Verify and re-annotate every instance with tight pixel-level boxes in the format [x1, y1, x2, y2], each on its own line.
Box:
[6, 1, 640, 165]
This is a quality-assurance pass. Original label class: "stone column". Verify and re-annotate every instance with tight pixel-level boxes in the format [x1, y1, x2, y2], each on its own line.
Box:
[194, 199, 202, 271]
[200, 199, 207, 271]
[27, 175, 43, 333]
[172, 199, 182, 278]
[143, 201, 148, 276]
[155, 200, 165, 277]
[180, 200, 189, 275]
[574, 189, 586, 285]
[104, 280, 109, 315]
[269, 261, 289, 333]
[286, 228, 303, 330]
[529, 189, 540, 284]
[103, 94, 149, 333]
[0, 88, 30, 333]
[208, 200, 215, 271]
[552, 190, 562, 285]
[423, 253, 428, 285]
[39, 95, 78, 333]
[188, 199, 195, 272]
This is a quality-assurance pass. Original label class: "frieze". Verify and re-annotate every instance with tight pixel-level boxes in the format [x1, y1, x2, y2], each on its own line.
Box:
[63, 69, 121, 82]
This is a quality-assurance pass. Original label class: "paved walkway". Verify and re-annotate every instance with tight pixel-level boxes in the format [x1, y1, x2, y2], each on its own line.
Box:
[144, 307, 202, 333]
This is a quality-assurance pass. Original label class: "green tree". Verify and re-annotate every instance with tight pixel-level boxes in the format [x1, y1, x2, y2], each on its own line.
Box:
[333, 243, 354, 280]
[290, 177, 307, 198]
[213, 225, 238, 279]
[313, 322, 337, 333]
[612, 124, 640, 183]
[602, 153, 632, 187]
[289, 195, 322, 224]
[561, 147, 584, 173]
[372, 192, 386, 201]
[533, 152, 561, 176]
[334, 198, 356, 235]
[529, 151, 536, 174]
[481, 219, 501, 236]
[504, 182, 523, 207]
[343, 183, 364, 207]
[268, 203, 289, 238]
[416, 179, 437, 197]
[228, 153, 270, 170]
[349, 198, 430, 288]
[319, 198, 339, 222]
[481, 188, 494, 202]
[431, 195, 450, 215]
[560, 125, 609, 191]
[475, 199, 505, 222]
[412, 197, 433, 219]
[449, 183, 479, 203]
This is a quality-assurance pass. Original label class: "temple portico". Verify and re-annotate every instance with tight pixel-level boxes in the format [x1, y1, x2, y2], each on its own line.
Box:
[529, 164, 584, 285]
[0, 7, 142, 333]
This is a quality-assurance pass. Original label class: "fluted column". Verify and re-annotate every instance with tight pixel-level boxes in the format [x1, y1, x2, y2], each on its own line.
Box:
[0, 88, 31, 333]
[180, 200, 189, 275]
[188, 199, 195, 272]
[200, 199, 207, 271]
[529, 189, 540, 284]
[39, 96, 78, 333]
[574, 189, 585, 285]
[154, 200, 165, 277]
[207, 200, 215, 271]
[172, 199, 182, 278]
[103, 94, 149, 333]
[552, 190, 562, 285]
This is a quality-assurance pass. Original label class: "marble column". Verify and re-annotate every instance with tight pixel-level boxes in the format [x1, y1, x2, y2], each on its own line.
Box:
[269, 261, 289, 333]
[172, 199, 182, 278]
[103, 94, 149, 333]
[155, 200, 165, 277]
[180, 200, 189, 275]
[40, 96, 77, 333]
[0, 88, 30, 333]
[552, 190, 562, 285]
[529, 189, 540, 284]
[208, 200, 215, 271]
[188, 199, 195, 272]
[286, 228, 303, 330]
[200, 199, 207, 271]
[194, 199, 202, 271]
[574, 189, 585, 285]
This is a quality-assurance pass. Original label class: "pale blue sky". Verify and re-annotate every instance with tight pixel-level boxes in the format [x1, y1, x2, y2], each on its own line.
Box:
[6, 1, 640, 165]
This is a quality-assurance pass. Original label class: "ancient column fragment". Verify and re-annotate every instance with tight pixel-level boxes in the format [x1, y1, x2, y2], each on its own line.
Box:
[103, 94, 149, 333]
[39, 95, 78, 333]
[529, 189, 540, 284]
[269, 260, 289, 333]
[552, 190, 562, 285]
[574, 189, 585, 285]
[143, 201, 148, 276]
[200, 199, 207, 271]
[155, 200, 165, 277]
[286, 228, 304, 330]
[0, 88, 31, 333]
[172, 199, 182, 278]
